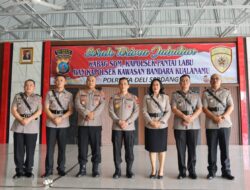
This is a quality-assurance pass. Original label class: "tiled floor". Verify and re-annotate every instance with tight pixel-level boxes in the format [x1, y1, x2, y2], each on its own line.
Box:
[0, 144, 249, 190]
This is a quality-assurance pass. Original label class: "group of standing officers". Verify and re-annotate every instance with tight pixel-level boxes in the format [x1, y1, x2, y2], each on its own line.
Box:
[11, 73, 234, 181]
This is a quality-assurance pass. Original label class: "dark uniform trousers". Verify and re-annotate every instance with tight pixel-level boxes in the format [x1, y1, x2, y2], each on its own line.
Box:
[45, 127, 67, 173]
[206, 128, 231, 175]
[14, 132, 37, 173]
[112, 130, 135, 168]
[174, 129, 199, 175]
[78, 126, 102, 166]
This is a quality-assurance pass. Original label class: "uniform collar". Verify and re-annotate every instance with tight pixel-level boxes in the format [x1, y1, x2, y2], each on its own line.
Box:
[179, 89, 191, 95]
[23, 92, 35, 97]
[54, 89, 66, 94]
[87, 89, 96, 94]
[210, 87, 221, 92]
[118, 92, 129, 97]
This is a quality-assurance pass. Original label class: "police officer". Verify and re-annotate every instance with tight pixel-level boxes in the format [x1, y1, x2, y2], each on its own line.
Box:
[171, 74, 202, 179]
[11, 79, 42, 179]
[202, 73, 234, 180]
[143, 78, 171, 179]
[75, 75, 105, 178]
[42, 74, 73, 177]
[109, 77, 139, 179]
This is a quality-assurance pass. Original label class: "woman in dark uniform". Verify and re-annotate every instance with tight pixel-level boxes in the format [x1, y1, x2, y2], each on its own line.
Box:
[143, 78, 171, 179]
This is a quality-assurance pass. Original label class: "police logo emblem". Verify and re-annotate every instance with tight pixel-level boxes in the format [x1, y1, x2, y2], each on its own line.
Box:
[55, 49, 72, 75]
[210, 46, 232, 73]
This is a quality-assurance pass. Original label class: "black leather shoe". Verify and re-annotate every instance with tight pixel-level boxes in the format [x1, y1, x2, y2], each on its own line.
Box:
[25, 172, 34, 178]
[41, 172, 52, 178]
[92, 164, 100, 178]
[113, 169, 121, 179]
[13, 172, 24, 179]
[76, 170, 86, 177]
[126, 171, 134, 178]
[177, 173, 186, 179]
[207, 173, 215, 180]
[92, 171, 100, 178]
[76, 165, 86, 177]
[189, 173, 197, 179]
[58, 170, 66, 176]
[222, 173, 234, 180]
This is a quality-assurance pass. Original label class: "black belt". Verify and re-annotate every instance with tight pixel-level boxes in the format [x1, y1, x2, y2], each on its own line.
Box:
[181, 111, 193, 115]
[208, 107, 225, 112]
[50, 109, 68, 114]
[20, 114, 33, 118]
[148, 112, 166, 117]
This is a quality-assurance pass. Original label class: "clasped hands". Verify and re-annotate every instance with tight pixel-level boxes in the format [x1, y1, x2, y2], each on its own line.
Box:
[212, 114, 225, 124]
[149, 120, 161, 128]
[20, 117, 32, 126]
[85, 112, 94, 121]
[52, 116, 63, 125]
[118, 120, 128, 129]
[182, 115, 194, 127]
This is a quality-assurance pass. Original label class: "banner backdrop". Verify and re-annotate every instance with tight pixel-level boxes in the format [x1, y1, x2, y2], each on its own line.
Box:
[50, 43, 238, 85]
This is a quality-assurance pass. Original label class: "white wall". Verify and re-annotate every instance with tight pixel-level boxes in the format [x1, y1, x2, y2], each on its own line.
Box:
[9, 42, 43, 144]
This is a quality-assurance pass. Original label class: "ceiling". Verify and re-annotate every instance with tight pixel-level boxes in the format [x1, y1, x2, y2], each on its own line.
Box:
[0, 0, 250, 41]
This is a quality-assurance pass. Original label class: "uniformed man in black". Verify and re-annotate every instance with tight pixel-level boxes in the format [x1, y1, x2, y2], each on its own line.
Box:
[109, 77, 139, 179]
[202, 73, 234, 180]
[42, 75, 73, 177]
[11, 79, 42, 178]
[171, 74, 202, 179]
[75, 75, 106, 178]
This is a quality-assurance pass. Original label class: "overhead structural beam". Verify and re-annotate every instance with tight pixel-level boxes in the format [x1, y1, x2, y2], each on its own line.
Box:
[61, 3, 69, 37]
[4, 22, 250, 33]
[212, 0, 222, 37]
[0, 25, 20, 39]
[113, 0, 136, 37]
[1, 5, 250, 16]
[184, 0, 192, 27]
[142, 0, 167, 37]
[69, 0, 97, 39]
[228, 0, 237, 25]
[176, 0, 183, 37]
[184, 0, 210, 37]
[23, 22, 32, 39]
[97, 0, 104, 39]
[220, 0, 250, 37]
[0, 5, 24, 25]
[19, 3, 64, 40]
